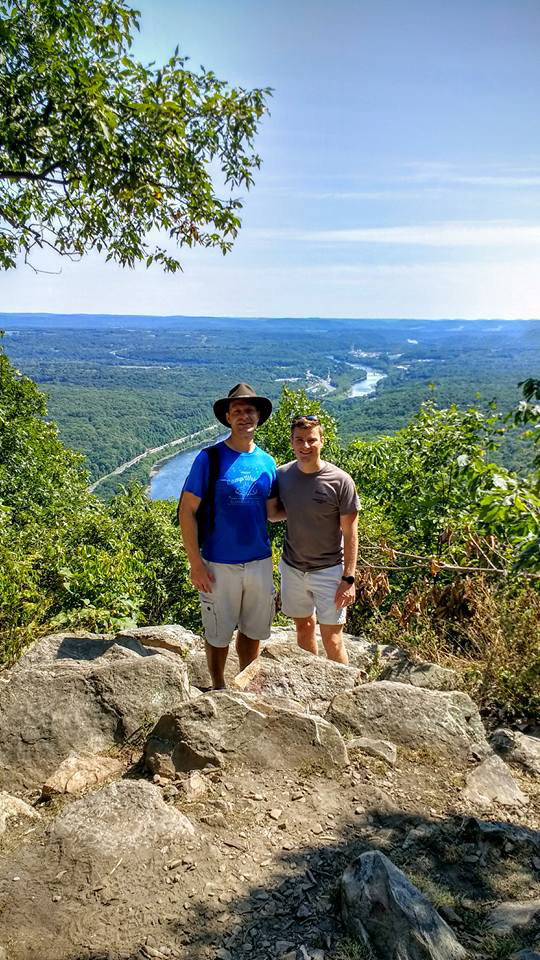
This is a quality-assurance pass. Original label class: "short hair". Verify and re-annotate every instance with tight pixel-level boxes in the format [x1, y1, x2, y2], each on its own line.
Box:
[291, 415, 324, 435]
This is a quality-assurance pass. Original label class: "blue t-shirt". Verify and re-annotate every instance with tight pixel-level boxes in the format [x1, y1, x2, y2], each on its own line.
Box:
[184, 441, 277, 564]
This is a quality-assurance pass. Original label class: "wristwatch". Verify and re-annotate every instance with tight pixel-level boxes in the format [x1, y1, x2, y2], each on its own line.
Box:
[341, 575, 355, 585]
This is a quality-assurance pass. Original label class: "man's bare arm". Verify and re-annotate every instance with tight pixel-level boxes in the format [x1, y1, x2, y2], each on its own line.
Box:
[178, 491, 215, 593]
[267, 496, 286, 522]
[334, 513, 359, 608]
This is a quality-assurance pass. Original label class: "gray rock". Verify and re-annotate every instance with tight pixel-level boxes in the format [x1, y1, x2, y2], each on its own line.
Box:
[510, 951, 540, 960]
[233, 644, 362, 714]
[346, 736, 397, 765]
[491, 728, 540, 777]
[380, 656, 460, 691]
[486, 899, 540, 935]
[49, 779, 194, 865]
[0, 652, 192, 792]
[8, 631, 154, 671]
[327, 680, 488, 756]
[145, 691, 348, 777]
[341, 850, 467, 959]
[458, 816, 539, 851]
[462, 755, 529, 808]
[115, 624, 202, 657]
[0, 790, 41, 836]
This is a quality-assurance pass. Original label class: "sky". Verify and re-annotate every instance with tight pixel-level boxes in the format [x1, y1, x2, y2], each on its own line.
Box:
[3, 0, 540, 318]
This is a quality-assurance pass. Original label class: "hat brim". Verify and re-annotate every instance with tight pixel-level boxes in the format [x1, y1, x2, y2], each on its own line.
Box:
[213, 395, 272, 427]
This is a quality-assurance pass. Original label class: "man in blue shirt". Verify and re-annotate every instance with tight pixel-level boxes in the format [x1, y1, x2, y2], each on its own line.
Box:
[179, 384, 277, 689]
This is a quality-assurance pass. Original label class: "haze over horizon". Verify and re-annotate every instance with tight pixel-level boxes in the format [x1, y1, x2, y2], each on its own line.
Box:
[2, 0, 540, 320]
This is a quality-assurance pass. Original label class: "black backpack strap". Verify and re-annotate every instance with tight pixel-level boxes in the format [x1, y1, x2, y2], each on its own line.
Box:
[176, 443, 221, 543]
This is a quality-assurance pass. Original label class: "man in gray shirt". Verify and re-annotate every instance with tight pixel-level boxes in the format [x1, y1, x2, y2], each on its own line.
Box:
[268, 415, 359, 664]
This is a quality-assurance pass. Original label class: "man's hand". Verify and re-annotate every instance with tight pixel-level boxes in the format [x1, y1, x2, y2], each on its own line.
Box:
[334, 579, 356, 609]
[190, 560, 215, 593]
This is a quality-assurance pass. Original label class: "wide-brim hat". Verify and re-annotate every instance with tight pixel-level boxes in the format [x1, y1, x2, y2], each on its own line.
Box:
[213, 383, 272, 427]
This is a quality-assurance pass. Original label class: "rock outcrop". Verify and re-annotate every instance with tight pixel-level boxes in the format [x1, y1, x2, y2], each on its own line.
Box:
[145, 690, 348, 776]
[327, 680, 489, 756]
[0, 638, 191, 791]
[0, 624, 536, 960]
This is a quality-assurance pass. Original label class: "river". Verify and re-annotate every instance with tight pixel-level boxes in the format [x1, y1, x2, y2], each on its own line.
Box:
[149, 434, 228, 501]
[348, 364, 387, 397]
[149, 365, 386, 500]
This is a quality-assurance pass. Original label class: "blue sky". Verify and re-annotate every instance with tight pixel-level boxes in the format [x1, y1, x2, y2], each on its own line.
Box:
[3, 0, 540, 317]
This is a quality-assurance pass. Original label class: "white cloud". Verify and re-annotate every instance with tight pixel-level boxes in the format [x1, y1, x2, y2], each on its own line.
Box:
[404, 161, 540, 188]
[246, 221, 540, 247]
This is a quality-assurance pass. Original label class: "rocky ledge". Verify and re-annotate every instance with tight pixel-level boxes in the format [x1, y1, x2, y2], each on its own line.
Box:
[0, 624, 538, 960]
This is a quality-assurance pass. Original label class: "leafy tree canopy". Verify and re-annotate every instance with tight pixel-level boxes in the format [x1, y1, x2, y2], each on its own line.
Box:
[0, 0, 270, 270]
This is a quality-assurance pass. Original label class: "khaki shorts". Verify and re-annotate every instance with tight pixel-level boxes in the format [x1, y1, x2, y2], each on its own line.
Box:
[279, 558, 346, 626]
[199, 556, 275, 648]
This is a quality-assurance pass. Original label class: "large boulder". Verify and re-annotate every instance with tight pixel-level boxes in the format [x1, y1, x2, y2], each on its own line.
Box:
[462, 755, 529, 809]
[49, 779, 194, 866]
[327, 680, 488, 757]
[8, 630, 151, 671]
[380, 656, 460, 691]
[232, 644, 362, 714]
[0, 652, 192, 792]
[145, 690, 348, 777]
[341, 850, 467, 959]
[490, 728, 540, 778]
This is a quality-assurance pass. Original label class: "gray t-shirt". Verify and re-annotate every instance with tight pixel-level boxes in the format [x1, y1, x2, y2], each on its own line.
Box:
[277, 460, 359, 572]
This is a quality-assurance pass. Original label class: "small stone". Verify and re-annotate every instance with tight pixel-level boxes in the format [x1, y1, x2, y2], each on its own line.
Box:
[354, 806, 365, 816]
[269, 808, 282, 821]
[216, 949, 232, 960]
[487, 899, 540, 935]
[347, 736, 397, 766]
[42, 754, 124, 798]
[311, 824, 323, 834]
[291, 791, 304, 800]
[462, 755, 528, 808]
[275, 942, 295, 955]
[52, 894, 61, 902]
[533, 857, 540, 871]
[200, 812, 227, 828]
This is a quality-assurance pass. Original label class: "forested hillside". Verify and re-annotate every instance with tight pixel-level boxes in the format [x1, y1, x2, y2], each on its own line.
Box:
[1, 346, 538, 725]
[3, 314, 540, 490]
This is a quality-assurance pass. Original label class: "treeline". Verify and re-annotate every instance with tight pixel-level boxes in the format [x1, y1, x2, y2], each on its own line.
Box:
[1, 350, 539, 724]
[5, 320, 540, 485]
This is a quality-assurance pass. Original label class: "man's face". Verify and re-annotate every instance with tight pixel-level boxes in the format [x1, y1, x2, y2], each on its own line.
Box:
[291, 425, 324, 465]
[226, 399, 260, 437]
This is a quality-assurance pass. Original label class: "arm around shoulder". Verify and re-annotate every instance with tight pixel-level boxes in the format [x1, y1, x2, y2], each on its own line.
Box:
[267, 496, 287, 522]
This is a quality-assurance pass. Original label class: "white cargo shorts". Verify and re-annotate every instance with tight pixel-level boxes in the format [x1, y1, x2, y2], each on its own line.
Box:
[279, 558, 346, 626]
[199, 556, 275, 648]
